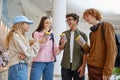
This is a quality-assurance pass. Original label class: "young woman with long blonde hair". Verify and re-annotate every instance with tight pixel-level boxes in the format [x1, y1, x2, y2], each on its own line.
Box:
[6, 15, 47, 80]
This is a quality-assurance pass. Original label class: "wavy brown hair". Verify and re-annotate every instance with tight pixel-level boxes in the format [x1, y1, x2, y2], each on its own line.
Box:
[32, 16, 50, 37]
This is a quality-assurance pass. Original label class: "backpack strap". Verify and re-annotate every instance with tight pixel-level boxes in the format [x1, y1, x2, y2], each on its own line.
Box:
[101, 22, 105, 41]
[101, 23, 120, 67]
[50, 33, 56, 62]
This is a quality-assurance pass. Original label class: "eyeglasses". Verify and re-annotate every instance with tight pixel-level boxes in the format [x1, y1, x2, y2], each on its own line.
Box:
[65, 19, 74, 22]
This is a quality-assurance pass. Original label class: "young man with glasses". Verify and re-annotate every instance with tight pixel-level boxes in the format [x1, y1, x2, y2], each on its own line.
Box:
[59, 13, 88, 80]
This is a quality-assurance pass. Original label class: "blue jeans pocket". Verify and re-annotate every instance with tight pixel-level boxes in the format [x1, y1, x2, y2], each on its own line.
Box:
[8, 63, 28, 80]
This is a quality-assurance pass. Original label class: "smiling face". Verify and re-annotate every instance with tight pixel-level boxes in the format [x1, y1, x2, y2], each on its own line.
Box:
[22, 22, 30, 32]
[66, 16, 78, 29]
[44, 18, 52, 31]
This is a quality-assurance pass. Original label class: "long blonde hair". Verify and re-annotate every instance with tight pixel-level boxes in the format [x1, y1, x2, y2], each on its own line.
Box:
[6, 22, 29, 48]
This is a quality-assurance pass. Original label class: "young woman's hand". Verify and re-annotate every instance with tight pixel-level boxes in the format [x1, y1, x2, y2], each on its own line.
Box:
[29, 40, 35, 46]
[38, 36, 48, 44]
[18, 53, 26, 60]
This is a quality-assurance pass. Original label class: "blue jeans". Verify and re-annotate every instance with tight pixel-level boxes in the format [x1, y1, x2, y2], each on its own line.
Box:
[8, 62, 28, 80]
[30, 62, 54, 80]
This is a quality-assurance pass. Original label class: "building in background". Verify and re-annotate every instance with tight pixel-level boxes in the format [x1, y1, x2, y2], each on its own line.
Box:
[0, 0, 120, 80]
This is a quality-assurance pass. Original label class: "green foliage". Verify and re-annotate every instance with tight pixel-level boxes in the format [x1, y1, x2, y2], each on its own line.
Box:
[113, 68, 120, 80]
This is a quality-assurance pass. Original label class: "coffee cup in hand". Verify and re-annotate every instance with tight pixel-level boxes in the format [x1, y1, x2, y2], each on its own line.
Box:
[75, 35, 86, 46]
[44, 31, 51, 37]
[60, 33, 67, 42]
[38, 36, 48, 44]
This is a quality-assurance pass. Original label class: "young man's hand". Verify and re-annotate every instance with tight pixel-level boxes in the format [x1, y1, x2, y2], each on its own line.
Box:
[103, 75, 110, 80]
[78, 65, 85, 77]
[59, 38, 67, 50]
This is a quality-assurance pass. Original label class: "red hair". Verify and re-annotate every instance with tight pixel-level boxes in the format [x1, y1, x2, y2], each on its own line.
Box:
[83, 8, 102, 20]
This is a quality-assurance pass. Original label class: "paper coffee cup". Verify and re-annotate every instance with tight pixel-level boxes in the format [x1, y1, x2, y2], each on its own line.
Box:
[60, 33, 67, 42]
[60, 33, 65, 37]
[76, 35, 86, 46]
[44, 31, 51, 36]
[75, 35, 81, 42]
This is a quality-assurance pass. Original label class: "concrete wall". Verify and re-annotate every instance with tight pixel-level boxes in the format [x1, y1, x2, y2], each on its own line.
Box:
[0, 0, 120, 79]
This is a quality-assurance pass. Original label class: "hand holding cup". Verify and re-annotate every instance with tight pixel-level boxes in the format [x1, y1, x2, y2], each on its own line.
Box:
[60, 33, 67, 43]
[38, 36, 48, 44]
[44, 31, 51, 37]
[76, 35, 86, 46]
